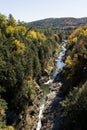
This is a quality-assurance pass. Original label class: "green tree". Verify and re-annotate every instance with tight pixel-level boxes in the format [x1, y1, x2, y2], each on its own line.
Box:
[8, 14, 16, 26]
[61, 81, 87, 130]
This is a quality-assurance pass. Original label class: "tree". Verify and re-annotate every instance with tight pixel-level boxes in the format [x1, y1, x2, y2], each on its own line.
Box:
[61, 81, 87, 130]
[8, 14, 16, 26]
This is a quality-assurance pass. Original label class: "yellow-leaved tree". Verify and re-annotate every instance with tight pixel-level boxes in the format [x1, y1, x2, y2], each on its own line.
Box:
[13, 39, 25, 54]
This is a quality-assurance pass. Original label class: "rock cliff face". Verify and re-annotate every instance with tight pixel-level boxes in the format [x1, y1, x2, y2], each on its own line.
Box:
[41, 82, 63, 130]
[17, 88, 43, 130]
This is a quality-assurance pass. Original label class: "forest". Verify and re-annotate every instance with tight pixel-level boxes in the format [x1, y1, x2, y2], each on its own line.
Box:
[0, 13, 87, 130]
[0, 13, 60, 130]
[60, 25, 87, 130]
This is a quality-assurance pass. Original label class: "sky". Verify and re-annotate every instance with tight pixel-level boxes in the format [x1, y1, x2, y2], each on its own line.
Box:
[0, 0, 87, 22]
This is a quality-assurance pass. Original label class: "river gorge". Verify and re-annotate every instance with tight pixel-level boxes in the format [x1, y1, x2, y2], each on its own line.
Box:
[36, 41, 66, 130]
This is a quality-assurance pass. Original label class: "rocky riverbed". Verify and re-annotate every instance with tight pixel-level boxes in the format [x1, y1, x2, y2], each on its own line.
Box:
[41, 81, 64, 130]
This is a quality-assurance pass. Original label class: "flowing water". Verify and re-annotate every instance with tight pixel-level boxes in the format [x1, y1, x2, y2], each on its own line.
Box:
[36, 41, 66, 130]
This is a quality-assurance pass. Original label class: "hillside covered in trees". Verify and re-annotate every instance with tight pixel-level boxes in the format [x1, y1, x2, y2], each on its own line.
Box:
[59, 25, 87, 130]
[0, 13, 60, 130]
[27, 17, 87, 41]
[27, 17, 87, 28]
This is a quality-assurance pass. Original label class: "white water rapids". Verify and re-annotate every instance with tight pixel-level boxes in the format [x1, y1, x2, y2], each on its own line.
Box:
[36, 104, 45, 130]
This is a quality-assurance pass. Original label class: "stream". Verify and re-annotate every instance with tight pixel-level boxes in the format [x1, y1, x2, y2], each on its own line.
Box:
[36, 41, 66, 130]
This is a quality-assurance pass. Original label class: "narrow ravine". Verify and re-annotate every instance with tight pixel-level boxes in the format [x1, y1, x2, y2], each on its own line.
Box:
[36, 41, 66, 130]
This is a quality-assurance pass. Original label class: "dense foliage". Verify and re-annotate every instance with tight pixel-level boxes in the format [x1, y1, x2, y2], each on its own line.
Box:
[0, 13, 60, 129]
[61, 25, 87, 130]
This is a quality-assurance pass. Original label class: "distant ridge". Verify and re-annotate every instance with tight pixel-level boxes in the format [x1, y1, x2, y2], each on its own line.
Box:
[27, 17, 87, 28]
